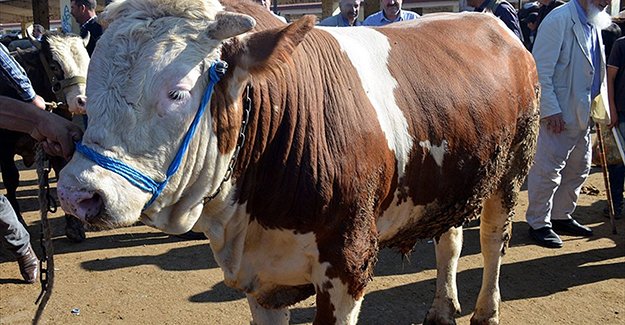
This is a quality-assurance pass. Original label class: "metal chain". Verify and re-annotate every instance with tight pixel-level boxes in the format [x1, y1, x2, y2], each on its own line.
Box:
[203, 84, 252, 203]
[33, 145, 55, 324]
[44, 101, 64, 112]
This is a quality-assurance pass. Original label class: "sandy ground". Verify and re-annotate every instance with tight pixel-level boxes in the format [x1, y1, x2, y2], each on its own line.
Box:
[0, 160, 623, 325]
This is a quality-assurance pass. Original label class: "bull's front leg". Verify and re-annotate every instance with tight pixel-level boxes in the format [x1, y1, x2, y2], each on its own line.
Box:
[247, 294, 290, 325]
[311, 225, 378, 325]
[424, 225, 463, 325]
[470, 192, 512, 325]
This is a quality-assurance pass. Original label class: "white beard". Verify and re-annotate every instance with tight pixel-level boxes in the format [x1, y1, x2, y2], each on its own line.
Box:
[587, 2, 613, 30]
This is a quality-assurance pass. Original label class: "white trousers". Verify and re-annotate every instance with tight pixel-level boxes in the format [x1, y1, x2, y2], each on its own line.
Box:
[525, 121, 592, 229]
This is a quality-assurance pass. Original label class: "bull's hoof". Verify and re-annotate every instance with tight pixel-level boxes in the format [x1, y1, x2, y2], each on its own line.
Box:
[423, 310, 457, 325]
[469, 315, 499, 325]
[65, 215, 86, 243]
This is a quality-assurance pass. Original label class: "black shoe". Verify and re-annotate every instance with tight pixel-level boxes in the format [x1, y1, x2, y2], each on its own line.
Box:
[551, 219, 593, 237]
[529, 226, 563, 248]
[17, 245, 39, 284]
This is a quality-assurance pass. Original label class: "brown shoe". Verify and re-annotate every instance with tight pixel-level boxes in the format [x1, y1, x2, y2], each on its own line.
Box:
[17, 245, 39, 284]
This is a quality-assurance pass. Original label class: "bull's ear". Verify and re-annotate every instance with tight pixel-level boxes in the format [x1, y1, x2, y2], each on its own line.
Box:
[237, 15, 315, 71]
[207, 11, 256, 40]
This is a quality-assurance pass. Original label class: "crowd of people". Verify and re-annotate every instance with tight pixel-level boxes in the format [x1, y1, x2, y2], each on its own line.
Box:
[1, 0, 624, 285]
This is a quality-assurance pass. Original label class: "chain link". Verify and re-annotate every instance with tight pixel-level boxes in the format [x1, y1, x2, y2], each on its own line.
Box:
[203, 84, 252, 203]
[34, 149, 52, 307]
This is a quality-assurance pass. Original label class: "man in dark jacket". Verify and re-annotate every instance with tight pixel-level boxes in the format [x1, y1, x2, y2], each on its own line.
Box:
[71, 0, 103, 56]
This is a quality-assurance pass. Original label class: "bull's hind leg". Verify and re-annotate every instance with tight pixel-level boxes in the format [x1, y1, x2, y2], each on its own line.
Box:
[470, 191, 512, 325]
[247, 294, 290, 325]
[424, 226, 463, 325]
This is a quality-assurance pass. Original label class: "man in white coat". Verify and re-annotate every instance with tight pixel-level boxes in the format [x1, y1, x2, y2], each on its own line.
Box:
[526, 0, 612, 248]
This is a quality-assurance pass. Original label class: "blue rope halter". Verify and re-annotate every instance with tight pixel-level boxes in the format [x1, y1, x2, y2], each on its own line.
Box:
[75, 61, 228, 210]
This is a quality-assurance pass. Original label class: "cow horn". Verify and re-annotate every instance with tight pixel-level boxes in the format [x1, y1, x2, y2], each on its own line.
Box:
[26, 28, 42, 50]
[82, 31, 91, 47]
[207, 12, 256, 40]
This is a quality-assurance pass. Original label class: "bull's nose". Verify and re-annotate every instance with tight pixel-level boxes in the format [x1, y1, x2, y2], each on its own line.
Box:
[77, 95, 87, 107]
[58, 186, 103, 223]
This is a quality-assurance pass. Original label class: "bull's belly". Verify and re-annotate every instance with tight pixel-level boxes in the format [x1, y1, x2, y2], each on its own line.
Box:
[377, 192, 430, 242]
[227, 221, 318, 294]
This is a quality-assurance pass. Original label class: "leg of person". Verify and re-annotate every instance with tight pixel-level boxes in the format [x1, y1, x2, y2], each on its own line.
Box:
[550, 127, 593, 237]
[0, 135, 25, 226]
[525, 123, 571, 247]
[0, 195, 39, 283]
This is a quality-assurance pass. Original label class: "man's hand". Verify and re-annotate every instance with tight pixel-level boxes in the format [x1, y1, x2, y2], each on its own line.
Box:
[31, 95, 46, 110]
[543, 113, 565, 134]
[30, 112, 83, 159]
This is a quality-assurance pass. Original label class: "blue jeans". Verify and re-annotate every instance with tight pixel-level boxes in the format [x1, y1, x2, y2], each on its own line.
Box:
[0, 195, 31, 256]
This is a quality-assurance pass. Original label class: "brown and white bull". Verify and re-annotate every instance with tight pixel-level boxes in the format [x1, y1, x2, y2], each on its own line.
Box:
[58, 0, 539, 323]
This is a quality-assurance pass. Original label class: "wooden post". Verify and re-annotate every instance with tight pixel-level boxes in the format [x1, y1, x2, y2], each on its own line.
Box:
[596, 123, 618, 235]
[322, 0, 337, 19]
[32, 0, 50, 29]
[363, 0, 380, 19]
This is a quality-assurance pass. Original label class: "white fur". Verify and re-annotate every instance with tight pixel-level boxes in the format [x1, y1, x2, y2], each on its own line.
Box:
[247, 294, 290, 325]
[419, 139, 448, 168]
[46, 34, 90, 114]
[377, 192, 428, 241]
[320, 27, 414, 178]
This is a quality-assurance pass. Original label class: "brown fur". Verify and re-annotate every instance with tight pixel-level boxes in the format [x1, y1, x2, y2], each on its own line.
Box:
[212, 11, 539, 312]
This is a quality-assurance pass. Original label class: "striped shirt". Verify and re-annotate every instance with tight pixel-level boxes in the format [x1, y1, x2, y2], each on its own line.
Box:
[0, 43, 36, 102]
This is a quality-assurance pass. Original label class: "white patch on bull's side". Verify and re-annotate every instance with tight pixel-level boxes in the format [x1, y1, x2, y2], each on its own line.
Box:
[377, 190, 429, 241]
[320, 27, 413, 178]
[419, 139, 448, 168]
[195, 204, 319, 293]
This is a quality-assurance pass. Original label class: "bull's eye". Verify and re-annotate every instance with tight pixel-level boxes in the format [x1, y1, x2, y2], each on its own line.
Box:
[168, 90, 189, 101]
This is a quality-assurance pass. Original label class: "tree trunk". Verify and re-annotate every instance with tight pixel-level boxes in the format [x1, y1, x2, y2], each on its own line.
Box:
[321, 0, 336, 19]
[32, 0, 50, 29]
[363, 0, 379, 20]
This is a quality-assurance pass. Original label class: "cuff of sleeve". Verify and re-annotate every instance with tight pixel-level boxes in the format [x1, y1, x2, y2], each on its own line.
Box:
[21, 89, 36, 102]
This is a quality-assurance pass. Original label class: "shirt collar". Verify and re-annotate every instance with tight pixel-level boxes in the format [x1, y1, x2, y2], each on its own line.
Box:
[340, 14, 358, 26]
[381, 10, 403, 23]
[573, 0, 590, 26]
[81, 16, 97, 29]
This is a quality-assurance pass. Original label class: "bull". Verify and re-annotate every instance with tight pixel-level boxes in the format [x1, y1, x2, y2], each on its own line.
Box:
[58, 0, 539, 323]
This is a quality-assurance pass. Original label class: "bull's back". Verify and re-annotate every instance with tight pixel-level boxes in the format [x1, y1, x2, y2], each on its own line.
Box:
[371, 13, 539, 245]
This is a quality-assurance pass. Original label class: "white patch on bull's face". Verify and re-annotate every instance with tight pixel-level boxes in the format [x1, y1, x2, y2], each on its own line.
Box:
[59, 13, 235, 233]
[47, 34, 90, 113]
[419, 139, 448, 168]
[319, 27, 413, 178]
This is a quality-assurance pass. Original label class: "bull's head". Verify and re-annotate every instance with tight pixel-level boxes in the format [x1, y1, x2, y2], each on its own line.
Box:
[58, 0, 313, 234]
[40, 33, 90, 114]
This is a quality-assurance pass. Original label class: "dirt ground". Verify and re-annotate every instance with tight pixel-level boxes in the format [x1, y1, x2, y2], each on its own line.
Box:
[0, 160, 623, 325]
